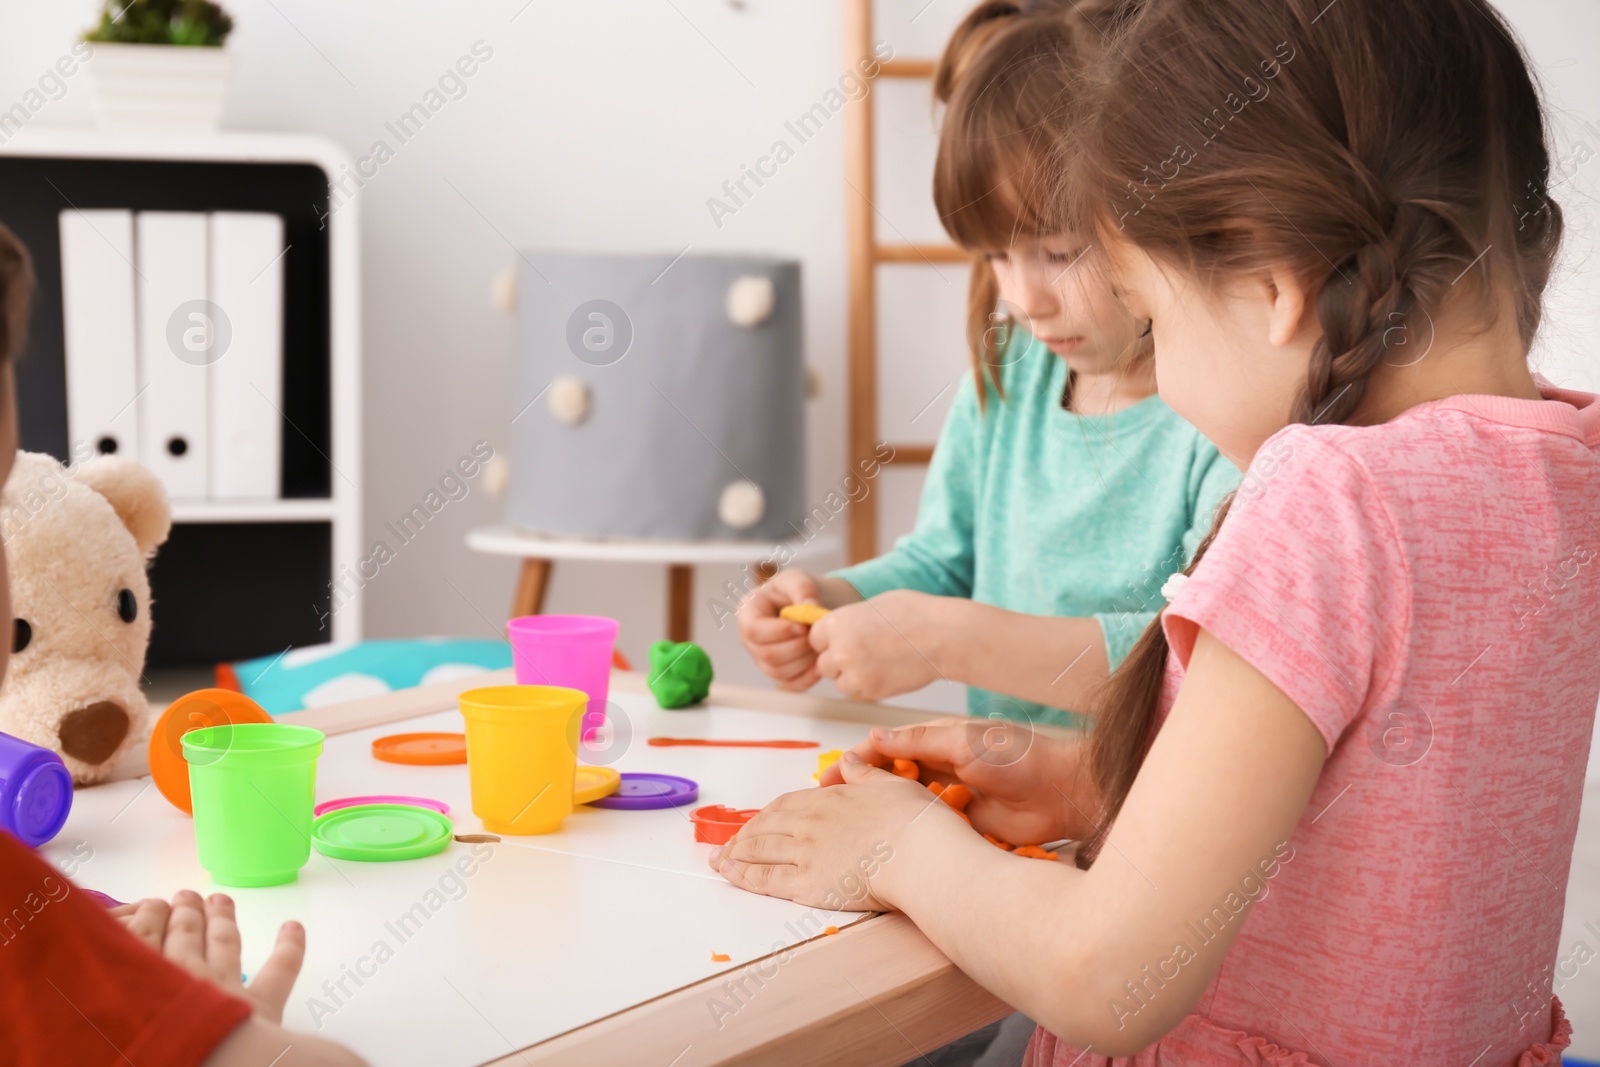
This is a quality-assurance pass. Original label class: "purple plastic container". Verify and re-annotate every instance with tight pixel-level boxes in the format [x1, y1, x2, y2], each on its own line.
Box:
[506, 615, 619, 743]
[0, 731, 73, 848]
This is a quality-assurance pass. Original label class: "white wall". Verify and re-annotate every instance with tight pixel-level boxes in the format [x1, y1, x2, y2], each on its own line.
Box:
[0, 1, 1596, 724]
[1484, 0, 1600, 778]
[0, 0, 967, 710]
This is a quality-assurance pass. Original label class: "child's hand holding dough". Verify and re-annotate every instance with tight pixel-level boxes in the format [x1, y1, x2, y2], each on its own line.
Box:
[818, 717, 1093, 847]
[738, 570, 862, 692]
[808, 589, 947, 703]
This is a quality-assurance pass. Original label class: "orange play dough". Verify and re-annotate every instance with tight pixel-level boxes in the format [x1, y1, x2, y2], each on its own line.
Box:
[894, 758, 1059, 860]
[1013, 845, 1059, 860]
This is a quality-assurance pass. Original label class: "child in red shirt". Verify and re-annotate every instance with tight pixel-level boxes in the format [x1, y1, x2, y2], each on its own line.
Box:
[0, 227, 361, 1067]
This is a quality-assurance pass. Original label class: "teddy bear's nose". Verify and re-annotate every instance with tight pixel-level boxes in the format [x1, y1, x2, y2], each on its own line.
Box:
[58, 701, 130, 766]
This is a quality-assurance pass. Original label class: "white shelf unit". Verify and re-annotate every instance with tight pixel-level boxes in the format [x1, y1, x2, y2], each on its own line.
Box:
[0, 129, 363, 647]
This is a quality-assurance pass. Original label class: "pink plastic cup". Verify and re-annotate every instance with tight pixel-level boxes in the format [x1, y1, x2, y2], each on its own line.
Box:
[506, 615, 619, 743]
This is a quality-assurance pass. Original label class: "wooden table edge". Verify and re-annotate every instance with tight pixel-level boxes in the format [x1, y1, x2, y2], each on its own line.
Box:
[290, 669, 1011, 1067]
[485, 911, 1013, 1067]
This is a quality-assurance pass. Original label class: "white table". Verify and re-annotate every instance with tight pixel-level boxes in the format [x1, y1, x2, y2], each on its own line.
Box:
[464, 527, 841, 642]
[49, 670, 1010, 1066]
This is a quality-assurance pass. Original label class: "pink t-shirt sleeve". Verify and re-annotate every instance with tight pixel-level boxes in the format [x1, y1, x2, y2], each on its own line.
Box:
[1162, 427, 1413, 752]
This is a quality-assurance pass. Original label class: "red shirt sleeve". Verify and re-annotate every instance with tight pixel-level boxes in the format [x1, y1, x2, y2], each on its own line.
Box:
[0, 832, 252, 1067]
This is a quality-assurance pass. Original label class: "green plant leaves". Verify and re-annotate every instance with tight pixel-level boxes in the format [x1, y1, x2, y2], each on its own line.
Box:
[84, 0, 234, 47]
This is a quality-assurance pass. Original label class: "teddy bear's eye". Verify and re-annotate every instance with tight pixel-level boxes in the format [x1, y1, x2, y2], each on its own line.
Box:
[12, 619, 30, 654]
[117, 590, 137, 624]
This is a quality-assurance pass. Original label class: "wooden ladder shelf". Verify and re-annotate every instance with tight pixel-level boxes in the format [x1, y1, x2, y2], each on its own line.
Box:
[843, 3, 970, 563]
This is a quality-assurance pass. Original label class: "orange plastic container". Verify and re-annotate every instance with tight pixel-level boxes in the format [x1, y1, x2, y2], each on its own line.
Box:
[149, 689, 273, 814]
[690, 805, 758, 845]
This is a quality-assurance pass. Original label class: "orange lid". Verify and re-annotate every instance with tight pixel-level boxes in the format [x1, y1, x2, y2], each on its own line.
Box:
[372, 732, 467, 765]
[148, 689, 274, 814]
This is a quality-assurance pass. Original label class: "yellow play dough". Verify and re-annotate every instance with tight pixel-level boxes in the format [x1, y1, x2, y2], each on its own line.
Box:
[779, 603, 830, 626]
[813, 749, 844, 782]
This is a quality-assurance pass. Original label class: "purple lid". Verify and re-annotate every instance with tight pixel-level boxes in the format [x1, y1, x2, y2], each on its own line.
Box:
[83, 889, 125, 908]
[6, 751, 73, 848]
[585, 772, 699, 810]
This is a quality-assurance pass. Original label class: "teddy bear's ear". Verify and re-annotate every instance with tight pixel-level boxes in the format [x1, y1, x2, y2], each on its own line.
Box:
[1, 451, 64, 501]
[73, 457, 172, 558]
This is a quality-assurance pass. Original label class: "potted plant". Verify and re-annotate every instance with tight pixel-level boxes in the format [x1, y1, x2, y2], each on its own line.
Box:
[83, 0, 236, 131]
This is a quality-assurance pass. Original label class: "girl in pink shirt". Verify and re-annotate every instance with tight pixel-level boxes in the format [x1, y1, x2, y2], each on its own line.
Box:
[710, 0, 1599, 1063]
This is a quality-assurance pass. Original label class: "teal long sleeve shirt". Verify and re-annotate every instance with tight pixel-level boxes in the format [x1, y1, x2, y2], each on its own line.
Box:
[832, 332, 1239, 727]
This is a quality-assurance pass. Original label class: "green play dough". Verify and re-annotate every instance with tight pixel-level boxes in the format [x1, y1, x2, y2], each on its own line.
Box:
[647, 640, 714, 709]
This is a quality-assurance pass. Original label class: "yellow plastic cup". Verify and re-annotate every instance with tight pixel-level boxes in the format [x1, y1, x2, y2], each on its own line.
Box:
[459, 685, 585, 835]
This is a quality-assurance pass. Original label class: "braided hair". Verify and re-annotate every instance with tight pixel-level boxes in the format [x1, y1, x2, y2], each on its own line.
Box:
[1062, 0, 1564, 864]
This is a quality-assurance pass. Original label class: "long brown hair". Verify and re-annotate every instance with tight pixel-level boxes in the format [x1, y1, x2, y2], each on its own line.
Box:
[1069, 0, 1564, 864]
[0, 222, 33, 367]
[931, 0, 1137, 406]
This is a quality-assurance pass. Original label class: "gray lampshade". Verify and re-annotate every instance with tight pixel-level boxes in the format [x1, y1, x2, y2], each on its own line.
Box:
[507, 251, 806, 541]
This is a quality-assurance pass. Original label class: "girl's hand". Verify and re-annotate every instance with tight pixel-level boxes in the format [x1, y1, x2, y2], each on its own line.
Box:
[116, 890, 306, 1023]
[738, 570, 825, 691]
[709, 755, 965, 911]
[819, 717, 1094, 846]
[810, 590, 949, 701]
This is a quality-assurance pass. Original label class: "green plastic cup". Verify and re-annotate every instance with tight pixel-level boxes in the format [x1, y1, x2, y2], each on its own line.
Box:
[183, 722, 324, 887]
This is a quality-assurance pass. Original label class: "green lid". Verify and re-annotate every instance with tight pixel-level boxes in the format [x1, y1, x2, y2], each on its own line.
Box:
[311, 804, 452, 862]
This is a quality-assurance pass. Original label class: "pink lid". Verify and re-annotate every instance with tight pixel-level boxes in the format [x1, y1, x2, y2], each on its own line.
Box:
[314, 794, 451, 818]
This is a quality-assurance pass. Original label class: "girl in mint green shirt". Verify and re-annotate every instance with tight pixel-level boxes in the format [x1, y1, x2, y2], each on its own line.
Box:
[738, 1, 1238, 728]
[829, 330, 1234, 727]
[740, 325, 1235, 728]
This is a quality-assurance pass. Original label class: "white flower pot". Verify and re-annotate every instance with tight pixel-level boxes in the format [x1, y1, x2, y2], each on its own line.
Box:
[86, 42, 233, 131]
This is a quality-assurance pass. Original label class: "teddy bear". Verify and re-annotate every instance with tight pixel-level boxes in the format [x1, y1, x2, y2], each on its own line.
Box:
[0, 451, 171, 784]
